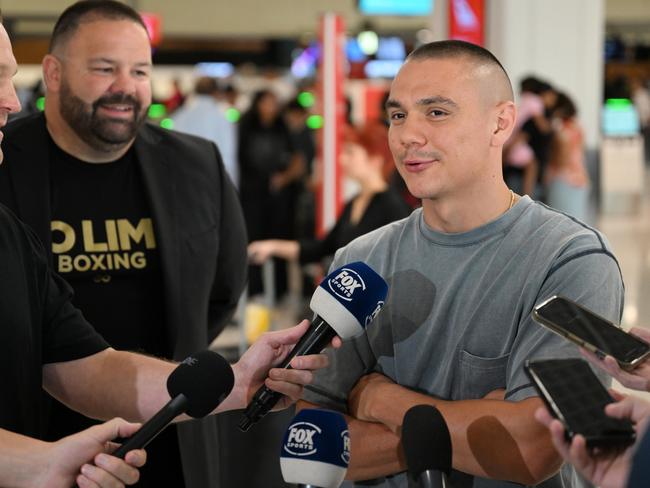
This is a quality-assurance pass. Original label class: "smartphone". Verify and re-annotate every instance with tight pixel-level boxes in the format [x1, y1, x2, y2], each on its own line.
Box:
[532, 295, 650, 370]
[525, 358, 636, 449]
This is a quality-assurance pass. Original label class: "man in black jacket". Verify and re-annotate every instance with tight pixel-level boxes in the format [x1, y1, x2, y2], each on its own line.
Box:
[0, 2, 247, 486]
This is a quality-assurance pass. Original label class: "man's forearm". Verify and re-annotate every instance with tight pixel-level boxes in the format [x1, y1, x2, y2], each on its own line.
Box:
[296, 400, 406, 481]
[0, 428, 49, 488]
[43, 349, 176, 423]
[363, 384, 562, 485]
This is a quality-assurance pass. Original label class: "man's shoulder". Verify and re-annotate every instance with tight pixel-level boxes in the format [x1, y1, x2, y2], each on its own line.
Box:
[137, 122, 217, 151]
[335, 211, 416, 261]
[4, 113, 46, 142]
[520, 199, 611, 251]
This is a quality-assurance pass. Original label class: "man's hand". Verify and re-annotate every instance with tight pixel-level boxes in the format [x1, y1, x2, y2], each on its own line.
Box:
[581, 327, 650, 392]
[39, 418, 146, 488]
[348, 372, 396, 423]
[229, 320, 341, 411]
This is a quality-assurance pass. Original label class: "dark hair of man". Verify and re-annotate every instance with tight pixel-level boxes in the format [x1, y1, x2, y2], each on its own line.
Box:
[49, 0, 147, 54]
[407, 40, 513, 98]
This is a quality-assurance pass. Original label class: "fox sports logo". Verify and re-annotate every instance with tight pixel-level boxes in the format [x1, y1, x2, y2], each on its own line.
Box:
[284, 422, 320, 456]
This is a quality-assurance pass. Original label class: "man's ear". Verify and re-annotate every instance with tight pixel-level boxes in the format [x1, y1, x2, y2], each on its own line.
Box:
[490, 101, 516, 147]
[42, 54, 62, 93]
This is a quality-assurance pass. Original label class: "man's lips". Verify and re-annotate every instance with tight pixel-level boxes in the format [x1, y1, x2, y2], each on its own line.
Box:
[402, 158, 438, 173]
[98, 103, 135, 118]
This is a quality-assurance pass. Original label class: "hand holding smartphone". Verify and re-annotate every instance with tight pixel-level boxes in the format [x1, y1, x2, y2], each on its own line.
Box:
[525, 358, 636, 449]
[532, 296, 650, 370]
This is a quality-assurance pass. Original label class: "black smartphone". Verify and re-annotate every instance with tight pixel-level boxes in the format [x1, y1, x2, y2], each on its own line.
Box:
[525, 358, 636, 449]
[532, 295, 650, 370]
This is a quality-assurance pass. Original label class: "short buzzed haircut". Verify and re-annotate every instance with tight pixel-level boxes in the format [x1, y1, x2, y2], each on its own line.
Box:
[49, 0, 147, 54]
[407, 40, 513, 100]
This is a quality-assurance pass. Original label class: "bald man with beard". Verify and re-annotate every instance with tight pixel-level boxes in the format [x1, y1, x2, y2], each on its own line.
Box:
[298, 40, 624, 488]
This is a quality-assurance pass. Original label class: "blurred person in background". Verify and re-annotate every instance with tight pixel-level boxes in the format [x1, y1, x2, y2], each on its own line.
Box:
[238, 89, 305, 299]
[172, 76, 238, 186]
[520, 80, 556, 202]
[503, 76, 546, 197]
[163, 78, 185, 115]
[248, 125, 410, 273]
[545, 92, 590, 221]
[283, 98, 316, 244]
[0, 1, 248, 487]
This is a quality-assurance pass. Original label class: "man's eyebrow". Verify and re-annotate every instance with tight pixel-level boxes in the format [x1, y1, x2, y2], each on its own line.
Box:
[88, 57, 152, 67]
[385, 96, 459, 111]
[385, 99, 401, 110]
[416, 96, 459, 109]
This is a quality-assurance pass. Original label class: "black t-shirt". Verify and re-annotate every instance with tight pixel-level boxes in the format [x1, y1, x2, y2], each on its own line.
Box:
[299, 190, 411, 265]
[0, 204, 108, 438]
[47, 140, 183, 487]
[49, 141, 166, 356]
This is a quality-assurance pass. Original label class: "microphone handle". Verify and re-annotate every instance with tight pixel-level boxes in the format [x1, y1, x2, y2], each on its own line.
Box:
[418, 470, 448, 488]
[238, 316, 336, 431]
[112, 394, 188, 458]
[298, 485, 325, 488]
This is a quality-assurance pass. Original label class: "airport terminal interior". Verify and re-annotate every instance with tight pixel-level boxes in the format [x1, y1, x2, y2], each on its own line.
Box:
[1, 0, 650, 486]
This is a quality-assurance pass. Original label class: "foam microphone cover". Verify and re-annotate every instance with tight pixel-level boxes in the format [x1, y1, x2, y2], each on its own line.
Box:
[310, 261, 389, 340]
[402, 404, 452, 479]
[280, 408, 350, 488]
[166, 350, 234, 418]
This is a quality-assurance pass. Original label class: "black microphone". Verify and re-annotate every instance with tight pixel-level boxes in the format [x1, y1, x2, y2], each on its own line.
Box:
[111, 350, 234, 458]
[238, 261, 388, 431]
[402, 405, 452, 488]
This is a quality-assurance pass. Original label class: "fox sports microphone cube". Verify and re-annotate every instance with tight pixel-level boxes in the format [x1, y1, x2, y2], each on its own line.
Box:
[310, 261, 388, 339]
[280, 409, 350, 488]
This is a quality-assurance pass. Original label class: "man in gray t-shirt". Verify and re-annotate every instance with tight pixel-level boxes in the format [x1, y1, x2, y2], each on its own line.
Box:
[299, 41, 624, 488]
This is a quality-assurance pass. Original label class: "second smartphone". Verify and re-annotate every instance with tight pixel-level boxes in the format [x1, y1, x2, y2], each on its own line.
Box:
[532, 295, 650, 370]
[525, 358, 636, 449]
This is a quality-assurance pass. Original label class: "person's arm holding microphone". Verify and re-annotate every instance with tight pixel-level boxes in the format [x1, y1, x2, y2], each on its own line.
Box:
[3, 320, 336, 488]
[43, 320, 336, 427]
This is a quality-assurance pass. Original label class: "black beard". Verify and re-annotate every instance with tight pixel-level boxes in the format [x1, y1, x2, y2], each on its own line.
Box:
[58, 79, 147, 153]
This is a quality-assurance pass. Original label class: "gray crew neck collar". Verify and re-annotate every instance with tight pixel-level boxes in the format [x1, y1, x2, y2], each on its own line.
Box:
[418, 195, 533, 246]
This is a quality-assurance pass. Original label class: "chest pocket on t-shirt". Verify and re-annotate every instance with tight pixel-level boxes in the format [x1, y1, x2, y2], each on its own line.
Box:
[456, 350, 509, 400]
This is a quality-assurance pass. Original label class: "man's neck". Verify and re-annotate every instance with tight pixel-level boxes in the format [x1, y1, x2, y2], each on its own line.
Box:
[44, 109, 133, 164]
[421, 183, 516, 234]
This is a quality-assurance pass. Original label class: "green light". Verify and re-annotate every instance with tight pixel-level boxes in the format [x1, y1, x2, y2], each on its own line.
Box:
[225, 107, 240, 123]
[297, 91, 315, 108]
[306, 114, 323, 130]
[160, 118, 174, 130]
[606, 98, 632, 110]
[36, 96, 45, 111]
[148, 103, 166, 119]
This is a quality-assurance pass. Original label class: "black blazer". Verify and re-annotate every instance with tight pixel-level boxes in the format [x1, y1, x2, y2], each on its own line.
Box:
[0, 112, 248, 488]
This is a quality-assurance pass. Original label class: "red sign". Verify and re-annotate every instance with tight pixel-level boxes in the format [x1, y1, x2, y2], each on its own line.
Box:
[315, 13, 346, 237]
[448, 0, 484, 46]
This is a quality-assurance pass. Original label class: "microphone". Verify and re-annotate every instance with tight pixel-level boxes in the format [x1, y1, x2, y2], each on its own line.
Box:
[401, 405, 452, 488]
[239, 261, 388, 431]
[111, 350, 234, 458]
[280, 408, 350, 488]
